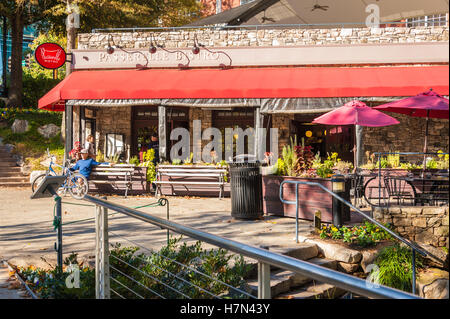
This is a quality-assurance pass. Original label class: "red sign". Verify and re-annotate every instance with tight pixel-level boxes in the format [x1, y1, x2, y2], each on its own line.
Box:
[35, 43, 66, 69]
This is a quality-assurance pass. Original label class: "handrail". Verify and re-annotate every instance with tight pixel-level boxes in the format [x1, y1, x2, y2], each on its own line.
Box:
[279, 179, 446, 295]
[91, 20, 439, 33]
[82, 194, 419, 299]
[279, 180, 444, 263]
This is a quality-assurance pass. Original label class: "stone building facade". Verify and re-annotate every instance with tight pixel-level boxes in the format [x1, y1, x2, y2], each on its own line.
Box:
[72, 26, 449, 161]
[374, 206, 449, 249]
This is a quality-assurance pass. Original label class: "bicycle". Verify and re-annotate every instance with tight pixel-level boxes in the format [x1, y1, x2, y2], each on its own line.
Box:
[31, 150, 89, 199]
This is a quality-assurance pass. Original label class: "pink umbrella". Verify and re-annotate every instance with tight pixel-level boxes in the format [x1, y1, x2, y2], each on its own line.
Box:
[373, 89, 449, 155]
[312, 100, 400, 167]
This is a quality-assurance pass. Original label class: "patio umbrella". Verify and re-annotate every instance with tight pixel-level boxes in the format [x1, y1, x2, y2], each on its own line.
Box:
[373, 89, 449, 156]
[312, 100, 400, 168]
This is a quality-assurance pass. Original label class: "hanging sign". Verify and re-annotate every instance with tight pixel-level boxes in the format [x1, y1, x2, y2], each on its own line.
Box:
[35, 43, 67, 69]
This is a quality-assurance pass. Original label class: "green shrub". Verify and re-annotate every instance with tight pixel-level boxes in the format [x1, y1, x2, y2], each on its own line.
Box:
[319, 221, 392, 247]
[139, 149, 156, 182]
[17, 253, 95, 299]
[281, 136, 298, 177]
[129, 155, 140, 165]
[17, 238, 252, 299]
[374, 244, 424, 292]
[109, 237, 252, 299]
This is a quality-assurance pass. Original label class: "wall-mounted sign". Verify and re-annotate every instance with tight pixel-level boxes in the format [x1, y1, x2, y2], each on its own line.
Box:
[72, 42, 448, 70]
[35, 43, 67, 69]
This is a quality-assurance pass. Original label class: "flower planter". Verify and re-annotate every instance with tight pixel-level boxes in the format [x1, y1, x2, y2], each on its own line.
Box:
[361, 168, 442, 176]
[262, 175, 351, 223]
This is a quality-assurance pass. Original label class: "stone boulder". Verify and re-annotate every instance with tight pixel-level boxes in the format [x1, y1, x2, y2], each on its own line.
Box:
[420, 244, 449, 269]
[11, 119, 29, 133]
[297, 236, 362, 264]
[37, 124, 60, 139]
[416, 268, 449, 299]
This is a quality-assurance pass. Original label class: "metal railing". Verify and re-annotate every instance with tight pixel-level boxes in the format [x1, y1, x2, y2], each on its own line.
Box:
[83, 194, 419, 299]
[279, 179, 446, 295]
[373, 152, 449, 207]
[91, 20, 442, 33]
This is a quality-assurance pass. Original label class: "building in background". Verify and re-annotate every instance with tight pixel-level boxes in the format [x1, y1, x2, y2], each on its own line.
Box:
[200, 0, 256, 16]
[38, 1, 449, 165]
[190, 0, 449, 27]
[0, 25, 36, 96]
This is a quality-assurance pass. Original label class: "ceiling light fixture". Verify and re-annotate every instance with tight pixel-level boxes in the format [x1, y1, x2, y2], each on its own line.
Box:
[191, 34, 232, 69]
[151, 33, 190, 69]
[107, 34, 149, 69]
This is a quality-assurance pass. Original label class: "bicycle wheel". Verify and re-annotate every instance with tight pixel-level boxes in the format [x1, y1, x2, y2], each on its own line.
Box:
[363, 176, 388, 207]
[31, 174, 47, 193]
[67, 173, 89, 199]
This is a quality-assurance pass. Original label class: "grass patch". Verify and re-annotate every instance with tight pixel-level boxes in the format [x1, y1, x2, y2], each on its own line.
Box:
[373, 243, 424, 292]
[0, 108, 64, 170]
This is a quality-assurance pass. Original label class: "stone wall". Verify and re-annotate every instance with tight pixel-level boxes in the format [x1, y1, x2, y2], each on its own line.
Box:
[271, 113, 294, 155]
[76, 26, 449, 159]
[78, 26, 449, 49]
[95, 106, 132, 157]
[363, 112, 450, 157]
[373, 206, 449, 248]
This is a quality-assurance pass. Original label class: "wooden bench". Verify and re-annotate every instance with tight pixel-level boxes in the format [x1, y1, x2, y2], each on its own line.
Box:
[155, 165, 228, 199]
[89, 164, 135, 198]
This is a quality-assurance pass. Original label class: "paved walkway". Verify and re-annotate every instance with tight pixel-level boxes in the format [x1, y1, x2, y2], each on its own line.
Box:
[1, 187, 317, 269]
[0, 263, 26, 299]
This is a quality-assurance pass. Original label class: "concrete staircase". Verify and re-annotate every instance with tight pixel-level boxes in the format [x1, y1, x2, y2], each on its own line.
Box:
[244, 243, 350, 299]
[0, 146, 29, 188]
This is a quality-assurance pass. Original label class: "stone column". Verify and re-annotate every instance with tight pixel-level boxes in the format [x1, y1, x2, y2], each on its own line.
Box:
[158, 106, 167, 162]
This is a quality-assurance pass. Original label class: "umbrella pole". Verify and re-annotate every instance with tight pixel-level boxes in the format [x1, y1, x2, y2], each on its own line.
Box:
[422, 111, 430, 171]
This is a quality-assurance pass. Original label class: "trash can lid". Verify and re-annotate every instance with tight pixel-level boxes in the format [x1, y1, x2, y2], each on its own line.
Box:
[230, 154, 261, 167]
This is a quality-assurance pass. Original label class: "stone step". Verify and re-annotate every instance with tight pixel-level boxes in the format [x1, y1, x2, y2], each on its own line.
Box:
[0, 177, 29, 183]
[244, 243, 319, 279]
[246, 257, 337, 297]
[0, 168, 23, 176]
[275, 281, 347, 299]
[0, 156, 15, 160]
[0, 159, 17, 166]
[0, 181, 30, 187]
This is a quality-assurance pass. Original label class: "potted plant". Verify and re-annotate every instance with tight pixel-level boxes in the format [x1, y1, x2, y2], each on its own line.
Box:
[262, 138, 352, 223]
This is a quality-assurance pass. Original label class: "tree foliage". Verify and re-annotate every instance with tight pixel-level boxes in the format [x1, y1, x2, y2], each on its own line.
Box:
[2, 0, 205, 107]
[38, 0, 204, 35]
[22, 33, 66, 107]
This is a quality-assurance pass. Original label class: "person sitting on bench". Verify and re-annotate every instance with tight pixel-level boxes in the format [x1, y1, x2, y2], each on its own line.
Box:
[70, 148, 109, 180]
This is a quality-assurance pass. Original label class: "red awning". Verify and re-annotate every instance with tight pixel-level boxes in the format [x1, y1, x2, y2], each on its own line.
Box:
[38, 65, 449, 111]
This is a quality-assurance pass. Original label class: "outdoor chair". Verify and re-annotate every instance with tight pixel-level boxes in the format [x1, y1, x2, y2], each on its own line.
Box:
[383, 175, 416, 206]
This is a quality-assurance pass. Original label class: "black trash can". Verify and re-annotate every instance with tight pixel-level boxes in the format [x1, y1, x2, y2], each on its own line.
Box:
[229, 159, 263, 220]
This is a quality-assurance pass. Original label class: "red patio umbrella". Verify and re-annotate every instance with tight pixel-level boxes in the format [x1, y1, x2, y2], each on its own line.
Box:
[373, 89, 449, 155]
[312, 100, 400, 167]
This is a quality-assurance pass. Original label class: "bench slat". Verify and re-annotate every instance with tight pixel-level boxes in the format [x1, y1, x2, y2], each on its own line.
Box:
[90, 180, 130, 184]
[158, 169, 226, 173]
[155, 181, 226, 185]
[91, 172, 131, 176]
[160, 173, 224, 177]
[92, 168, 134, 172]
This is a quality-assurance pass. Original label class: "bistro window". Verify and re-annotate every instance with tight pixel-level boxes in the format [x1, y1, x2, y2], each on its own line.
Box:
[406, 13, 448, 27]
[105, 133, 125, 158]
